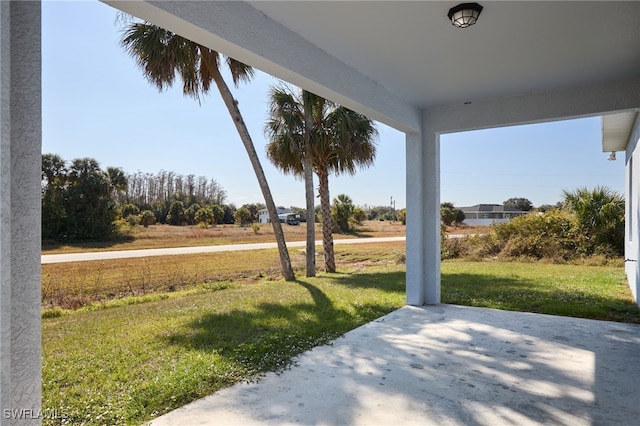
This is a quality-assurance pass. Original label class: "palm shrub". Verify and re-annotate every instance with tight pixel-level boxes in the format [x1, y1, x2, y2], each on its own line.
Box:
[331, 194, 355, 232]
[166, 200, 185, 225]
[139, 210, 156, 227]
[398, 208, 407, 225]
[352, 207, 367, 226]
[441, 202, 465, 226]
[195, 206, 214, 228]
[234, 207, 251, 226]
[120, 203, 140, 219]
[562, 186, 625, 256]
[184, 203, 201, 225]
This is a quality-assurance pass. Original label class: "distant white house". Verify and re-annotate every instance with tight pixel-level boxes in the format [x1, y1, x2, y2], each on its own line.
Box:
[459, 204, 527, 226]
[258, 207, 291, 224]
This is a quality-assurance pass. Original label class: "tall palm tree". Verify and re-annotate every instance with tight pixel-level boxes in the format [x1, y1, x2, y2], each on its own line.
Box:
[266, 85, 377, 272]
[120, 20, 295, 281]
[264, 87, 323, 277]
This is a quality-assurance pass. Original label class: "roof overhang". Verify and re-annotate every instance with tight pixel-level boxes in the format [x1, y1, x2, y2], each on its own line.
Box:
[103, 1, 640, 136]
[602, 111, 638, 153]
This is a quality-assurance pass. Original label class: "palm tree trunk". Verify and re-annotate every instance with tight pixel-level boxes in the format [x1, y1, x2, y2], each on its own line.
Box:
[207, 63, 295, 281]
[302, 92, 316, 277]
[317, 166, 336, 272]
[303, 156, 315, 277]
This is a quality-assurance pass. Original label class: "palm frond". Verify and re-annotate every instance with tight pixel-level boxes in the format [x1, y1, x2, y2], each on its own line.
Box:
[226, 57, 256, 87]
[121, 21, 255, 100]
[265, 86, 307, 177]
[121, 23, 177, 91]
[324, 107, 378, 175]
[197, 46, 219, 92]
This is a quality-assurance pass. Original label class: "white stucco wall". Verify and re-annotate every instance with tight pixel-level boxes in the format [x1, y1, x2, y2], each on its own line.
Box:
[625, 115, 640, 307]
[0, 1, 42, 422]
[258, 210, 269, 224]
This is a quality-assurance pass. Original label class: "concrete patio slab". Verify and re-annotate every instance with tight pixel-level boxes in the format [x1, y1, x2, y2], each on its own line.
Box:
[147, 305, 640, 426]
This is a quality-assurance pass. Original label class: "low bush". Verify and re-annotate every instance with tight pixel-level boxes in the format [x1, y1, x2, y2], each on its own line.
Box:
[443, 209, 622, 263]
[493, 210, 582, 260]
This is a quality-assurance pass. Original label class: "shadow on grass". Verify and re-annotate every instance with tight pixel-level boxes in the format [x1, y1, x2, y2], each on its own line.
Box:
[42, 234, 135, 251]
[333, 229, 373, 238]
[328, 270, 406, 293]
[441, 272, 640, 323]
[163, 278, 403, 377]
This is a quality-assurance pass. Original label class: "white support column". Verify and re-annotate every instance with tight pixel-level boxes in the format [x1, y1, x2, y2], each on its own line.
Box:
[0, 1, 42, 423]
[405, 120, 441, 305]
[406, 132, 425, 305]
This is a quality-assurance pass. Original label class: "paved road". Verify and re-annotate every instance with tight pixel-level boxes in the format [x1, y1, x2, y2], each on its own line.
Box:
[41, 237, 406, 264]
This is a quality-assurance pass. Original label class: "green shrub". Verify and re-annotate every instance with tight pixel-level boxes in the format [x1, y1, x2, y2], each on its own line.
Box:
[465, 233, 502, 260]
[397, 209, 406, 225]
[114, 218, 135, 237]
[439, 208, 622, 263]
[140, 210, 156, 228]
[121, 203, 140, 218]
[125, 214, 139, 226]
[441, 236, 468, 259]
[493, 210, 583, 260]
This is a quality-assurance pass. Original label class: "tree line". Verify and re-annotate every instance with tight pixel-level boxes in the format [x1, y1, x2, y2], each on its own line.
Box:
[120, 170, 226, 209]
[41, 154, 247, 241]
[116, 170, 229, 227]
[42, 155, 123, 241]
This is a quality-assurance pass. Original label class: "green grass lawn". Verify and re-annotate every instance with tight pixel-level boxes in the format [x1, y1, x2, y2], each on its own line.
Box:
[441, 261, 640, 323]
[43, 265, 406, 425]
[43, 261, 640, 425]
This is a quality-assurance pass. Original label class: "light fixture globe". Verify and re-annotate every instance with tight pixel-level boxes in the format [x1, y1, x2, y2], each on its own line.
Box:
[448, 3, 483, 28]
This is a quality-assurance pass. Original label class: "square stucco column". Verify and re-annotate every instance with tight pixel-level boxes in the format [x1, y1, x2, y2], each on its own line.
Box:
[0, 1, 42, 423]
[405, 125, 441, 305]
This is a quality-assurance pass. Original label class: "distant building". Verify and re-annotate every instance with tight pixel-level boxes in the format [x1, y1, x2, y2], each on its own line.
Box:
[459, 204, 527, 226]
[258, 207, 302, 225]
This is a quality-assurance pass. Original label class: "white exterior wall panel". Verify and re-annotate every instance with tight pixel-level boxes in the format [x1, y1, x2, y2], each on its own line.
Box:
[0, 1, 42, 421]
[625, 115, 640, 306]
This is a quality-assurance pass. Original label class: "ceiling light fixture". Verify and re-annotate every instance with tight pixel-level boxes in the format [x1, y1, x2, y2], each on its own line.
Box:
[448, 3, 483, 28]
[608, 152, 616, 161]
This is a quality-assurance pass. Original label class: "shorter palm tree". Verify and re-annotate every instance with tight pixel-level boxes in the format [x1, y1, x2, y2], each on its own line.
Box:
[266, 85, 377, 272]
[562, 186, 625, 255]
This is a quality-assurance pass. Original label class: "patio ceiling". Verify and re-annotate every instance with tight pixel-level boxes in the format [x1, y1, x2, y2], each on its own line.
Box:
[105, 1, 640, 135]
[249, 1, 640, 109]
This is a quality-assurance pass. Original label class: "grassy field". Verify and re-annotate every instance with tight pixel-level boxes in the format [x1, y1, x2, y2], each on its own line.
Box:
[41, 223, 640, 425]
[42, 241, 407, 309]
[43, 264, 406, 425]
[41, 220, 408, 254]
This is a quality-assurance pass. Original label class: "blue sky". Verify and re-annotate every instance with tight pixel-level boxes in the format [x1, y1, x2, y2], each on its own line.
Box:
[42, 1, 625, 210]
